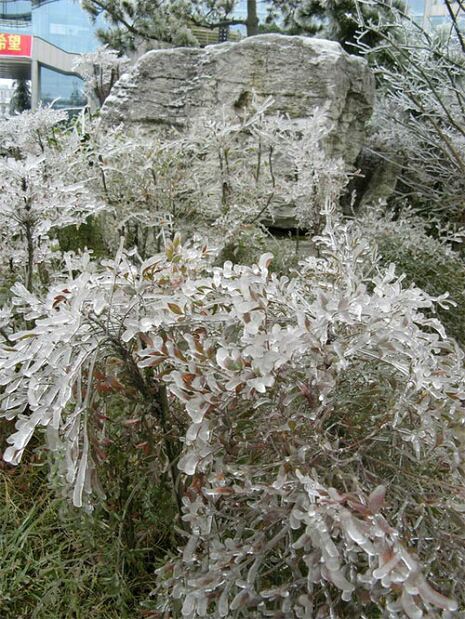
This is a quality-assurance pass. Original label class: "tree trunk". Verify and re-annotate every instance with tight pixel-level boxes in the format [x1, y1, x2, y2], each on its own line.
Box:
[246, 0, 259, 36]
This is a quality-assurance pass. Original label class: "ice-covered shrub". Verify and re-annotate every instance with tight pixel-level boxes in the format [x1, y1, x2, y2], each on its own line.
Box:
[1, 206, 463, 616]
[0, 105, 68, 157]
[73, 46, 130, 108]
[355, 0, 465, 220]
[0, 107, 106, 294]
[77, 99, 347, 258]
[1, 59, 464, 617]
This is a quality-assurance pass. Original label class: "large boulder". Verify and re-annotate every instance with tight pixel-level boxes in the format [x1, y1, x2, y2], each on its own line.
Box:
[101, 34, 374, 166]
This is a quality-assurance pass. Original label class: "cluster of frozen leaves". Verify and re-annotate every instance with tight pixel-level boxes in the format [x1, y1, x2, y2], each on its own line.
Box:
[185, 98, 346, 233]
[358, 206, 465, 257]
[160, 477, 459, 618]
[0, 206, 463, 615]
[71, 123, 197, 257]
[0, 237, 212, 506]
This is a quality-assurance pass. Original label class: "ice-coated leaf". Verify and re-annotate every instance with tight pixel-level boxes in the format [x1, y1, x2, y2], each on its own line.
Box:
[182, 534, 199, 563]
[93, 293, 107, 316]
[6, 418, 36, 452]
[216, 348, 230, 370]
[196, 595, 208, 617]
[72, 412, 92, 508]
[178, 451, 200, 475]
[400, 589, 423, 619]
[230, 589, 250, 611]
[181, 592, 196, 617]
[185, 397, 210, 424]
[293, 533, 311, 550]
[325, 566, 355, 594]
[368, 484, 386, 514]
[217, 586, 229, 617]
[167, 302, 184, 315]
[341, 513, 367, 545]
[416, 576, 458, 611]
[373, 553, 401, 580]
[258, 253, 273, 270]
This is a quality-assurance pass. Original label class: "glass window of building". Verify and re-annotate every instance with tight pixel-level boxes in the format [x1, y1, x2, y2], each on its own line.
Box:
[40, 66, 85, 108]
[0, 0, 101, 51]
[33, 0, 100, 52]
[0, 1, 31, 30]
[430, 14, 450, 25]
[408, 0, 425, 16]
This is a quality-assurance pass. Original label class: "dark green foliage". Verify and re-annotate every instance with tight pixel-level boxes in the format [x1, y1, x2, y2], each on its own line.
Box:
[56, 217, 108, 258]
[81, 0, 199, 51]
[268, 0, 406, 53]
[373, 224, 465, 345]
[82, 0, 405, 57]
[82, 0, 263, 51]
[9, 79, 31, 115]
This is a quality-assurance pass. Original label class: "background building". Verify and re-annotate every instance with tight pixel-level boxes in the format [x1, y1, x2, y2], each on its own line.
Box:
[0, 0, 101, 108]
[407, 0, 464, 29]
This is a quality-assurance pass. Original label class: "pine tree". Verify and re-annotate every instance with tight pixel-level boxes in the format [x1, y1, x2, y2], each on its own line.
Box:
[9, 79, 31, 115]
[267, 0, 406, 53]
[81, 0, 268, 50]
[83, 0, 403, 55]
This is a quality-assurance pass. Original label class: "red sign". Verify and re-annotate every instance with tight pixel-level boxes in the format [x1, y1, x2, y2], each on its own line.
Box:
[0, 33, 32, 57]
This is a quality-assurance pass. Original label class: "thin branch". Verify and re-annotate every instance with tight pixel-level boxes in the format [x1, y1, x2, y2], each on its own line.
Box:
[443, 0, 465, 54]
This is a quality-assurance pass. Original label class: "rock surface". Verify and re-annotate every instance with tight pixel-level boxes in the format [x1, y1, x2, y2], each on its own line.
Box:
[101, 34, 374, 166]
[343, 147, 400, 214]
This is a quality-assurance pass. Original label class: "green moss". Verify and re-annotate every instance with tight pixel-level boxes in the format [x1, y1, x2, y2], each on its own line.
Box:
[215, 225, 270, 267]
[376, 233, 465, 345]
[56, 217, 108, 259]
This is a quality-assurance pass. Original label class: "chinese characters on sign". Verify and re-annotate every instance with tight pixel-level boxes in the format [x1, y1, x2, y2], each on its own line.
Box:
[0, 34, 32, 57]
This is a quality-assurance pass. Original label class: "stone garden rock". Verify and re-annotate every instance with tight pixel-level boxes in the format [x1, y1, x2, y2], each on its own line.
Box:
[102, 34, 374, 166]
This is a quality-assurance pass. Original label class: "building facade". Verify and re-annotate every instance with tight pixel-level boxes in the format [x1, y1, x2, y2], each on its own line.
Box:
[408, 0, 464, 29]
[0, 0, 101, 107]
